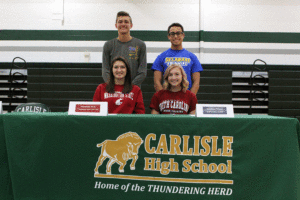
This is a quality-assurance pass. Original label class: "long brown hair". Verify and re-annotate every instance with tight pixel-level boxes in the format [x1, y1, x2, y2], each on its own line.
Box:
[162, 64, 189, 92]
[106, 56, 133, 94]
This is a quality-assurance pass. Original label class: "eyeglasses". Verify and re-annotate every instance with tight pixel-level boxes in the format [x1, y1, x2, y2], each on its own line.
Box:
[168, 32, 184, 37]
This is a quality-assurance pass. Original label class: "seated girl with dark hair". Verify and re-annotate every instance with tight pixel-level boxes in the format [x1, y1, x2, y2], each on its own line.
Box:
[93, 56, 145, 114]
[150, 64, 197, 115]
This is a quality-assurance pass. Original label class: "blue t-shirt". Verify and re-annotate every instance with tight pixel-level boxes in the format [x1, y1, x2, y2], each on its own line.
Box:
[151, 48, 203, 90]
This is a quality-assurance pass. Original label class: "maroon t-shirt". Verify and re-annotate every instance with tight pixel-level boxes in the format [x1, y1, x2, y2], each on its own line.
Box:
[150, 90, 197, 114]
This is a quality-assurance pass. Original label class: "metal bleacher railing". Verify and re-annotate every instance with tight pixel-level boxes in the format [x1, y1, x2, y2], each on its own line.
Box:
[0, 57, 27, 113]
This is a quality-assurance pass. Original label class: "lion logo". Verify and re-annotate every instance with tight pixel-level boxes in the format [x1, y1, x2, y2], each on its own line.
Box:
[94, 132, 144, 175]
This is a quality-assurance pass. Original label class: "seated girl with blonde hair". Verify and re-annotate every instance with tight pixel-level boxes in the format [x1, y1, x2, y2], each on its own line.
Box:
[150, 64, 197, 114]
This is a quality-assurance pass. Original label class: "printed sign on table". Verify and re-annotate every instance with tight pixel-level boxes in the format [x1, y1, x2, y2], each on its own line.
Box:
[68, 101, 108, 116]
[196, 104, 234, 118]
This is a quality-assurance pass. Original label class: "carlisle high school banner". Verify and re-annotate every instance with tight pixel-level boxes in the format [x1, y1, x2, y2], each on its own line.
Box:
[1, 113, 300, 199]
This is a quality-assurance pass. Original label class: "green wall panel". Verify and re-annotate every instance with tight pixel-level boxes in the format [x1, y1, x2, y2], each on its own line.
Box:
[1, 30, 300, 43]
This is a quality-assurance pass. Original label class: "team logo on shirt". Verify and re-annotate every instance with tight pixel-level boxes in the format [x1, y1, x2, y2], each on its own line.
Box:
[104, 92, 134, 106]
[165, 57, 191, 67]
[104, 92, 134, 100]
[115, 98, 123, 106]
[159, 100, 189, 114]
[129, 46, 139, 60]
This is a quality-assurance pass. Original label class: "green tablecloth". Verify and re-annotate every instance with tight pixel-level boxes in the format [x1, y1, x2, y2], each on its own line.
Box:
[1, 113, 300, 200]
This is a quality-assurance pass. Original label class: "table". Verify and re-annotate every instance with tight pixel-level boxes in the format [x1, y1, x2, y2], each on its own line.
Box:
[1, 113, 300, 200]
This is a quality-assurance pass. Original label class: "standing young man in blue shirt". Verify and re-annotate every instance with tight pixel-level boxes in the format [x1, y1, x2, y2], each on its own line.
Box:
[151, 23, 203, 94]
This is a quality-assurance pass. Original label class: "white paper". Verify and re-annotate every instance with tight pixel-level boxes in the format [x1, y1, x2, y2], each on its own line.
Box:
[68, 101, 108, 116]
[196, 104, 234, 118]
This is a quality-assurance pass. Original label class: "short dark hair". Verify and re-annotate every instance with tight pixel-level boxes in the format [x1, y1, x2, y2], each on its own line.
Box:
[168, 23, 184, 33]
[106, 56, 133, 94]
[116, 11, 132, 24]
